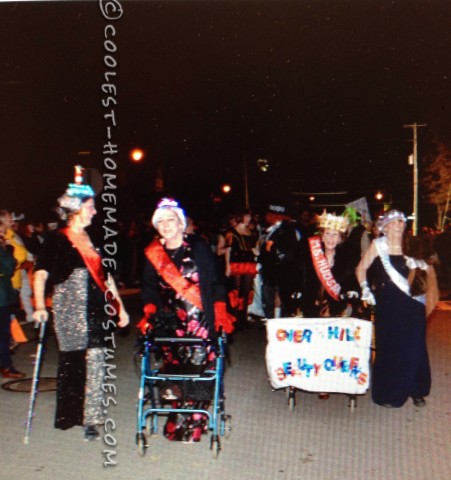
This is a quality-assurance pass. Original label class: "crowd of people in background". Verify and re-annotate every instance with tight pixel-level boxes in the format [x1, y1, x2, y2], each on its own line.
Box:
[1, 182, 450, 440]
[2, 204, 450, 306]
[1, 203, 450, 328]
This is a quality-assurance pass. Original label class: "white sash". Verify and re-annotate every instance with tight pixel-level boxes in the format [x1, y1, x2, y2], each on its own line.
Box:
[374, 237, 425, 304]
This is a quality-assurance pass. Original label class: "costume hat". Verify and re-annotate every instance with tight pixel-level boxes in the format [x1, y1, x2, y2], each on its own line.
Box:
[377, 209, 406, 233]
[152, 197, 187, 230]
[57, 165, 95, 213]
[317, 210, 349, 233]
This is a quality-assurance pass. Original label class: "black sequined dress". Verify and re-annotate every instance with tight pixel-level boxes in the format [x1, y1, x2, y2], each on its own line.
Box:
[142, 238, 219, 442]
[35, 230, 109, 429]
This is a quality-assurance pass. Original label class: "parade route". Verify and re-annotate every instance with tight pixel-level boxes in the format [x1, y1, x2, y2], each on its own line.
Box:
[1, 296, 450, 480]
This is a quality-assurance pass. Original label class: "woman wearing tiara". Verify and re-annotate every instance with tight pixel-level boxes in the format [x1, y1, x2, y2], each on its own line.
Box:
[33, 166, 129, 440]
[138, 198, 235, 442]
[301, 211, 359, 399]
[302, 211, 358, 318]
[356, 210, 434, 408]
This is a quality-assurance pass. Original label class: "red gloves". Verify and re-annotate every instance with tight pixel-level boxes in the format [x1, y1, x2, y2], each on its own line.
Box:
[138, 302, 236, 335]
[137, 304, 157, 334]
[214, 301, 236, 334]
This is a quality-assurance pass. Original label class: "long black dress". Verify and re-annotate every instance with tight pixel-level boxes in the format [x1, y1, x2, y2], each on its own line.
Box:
[371, 256, 431, 407]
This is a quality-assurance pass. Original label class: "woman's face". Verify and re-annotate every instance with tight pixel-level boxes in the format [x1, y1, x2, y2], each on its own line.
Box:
[322, 228, 341, 251]
[74, 198, 97, 228]
[385, 219, 406, 236]
[156, 209, 184, 244]
[1, 212, 12, 229]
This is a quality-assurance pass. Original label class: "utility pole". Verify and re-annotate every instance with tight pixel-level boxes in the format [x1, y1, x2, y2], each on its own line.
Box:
[243, 155, 250, 209]
[404, 122, 427, 235]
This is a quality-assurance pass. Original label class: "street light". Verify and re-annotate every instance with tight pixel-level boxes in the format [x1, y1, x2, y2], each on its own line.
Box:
[257, 159, 269, 172]
[130, 148, 145, 163]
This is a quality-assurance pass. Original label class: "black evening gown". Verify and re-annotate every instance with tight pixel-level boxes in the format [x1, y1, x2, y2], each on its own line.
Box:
[371, 256, 431, 407]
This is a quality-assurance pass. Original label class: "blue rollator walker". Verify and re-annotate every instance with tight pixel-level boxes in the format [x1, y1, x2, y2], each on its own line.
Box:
[136, 330, 231, 458]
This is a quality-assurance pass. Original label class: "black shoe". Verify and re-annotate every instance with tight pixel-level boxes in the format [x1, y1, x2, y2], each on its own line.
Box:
[84, 425, 100, 441]
[412, 396, 426, 407]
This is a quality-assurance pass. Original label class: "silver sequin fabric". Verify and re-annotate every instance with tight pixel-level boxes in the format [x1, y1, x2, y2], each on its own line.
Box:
[52, 268, 89, 352]
[83, 347, 105, 426]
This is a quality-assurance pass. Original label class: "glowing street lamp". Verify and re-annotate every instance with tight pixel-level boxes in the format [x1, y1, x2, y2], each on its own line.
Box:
[222, 184, 232, 194]
[257, 158, 269, 172]
[130, 148, 145, 163]
[375, 191, 384, 201]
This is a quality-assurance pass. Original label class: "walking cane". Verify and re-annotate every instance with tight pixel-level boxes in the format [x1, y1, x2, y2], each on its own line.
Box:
[23, 321, 47, 444]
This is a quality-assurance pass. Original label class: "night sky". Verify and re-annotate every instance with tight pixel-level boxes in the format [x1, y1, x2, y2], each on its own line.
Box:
[1, 0, 450, 224]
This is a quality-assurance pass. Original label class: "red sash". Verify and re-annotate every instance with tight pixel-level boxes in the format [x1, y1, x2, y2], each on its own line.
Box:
[62, 228, 120, 312]
[144, 239, 204, 311]
[229, 262, 257, 276]
[308, 236, 341, 301]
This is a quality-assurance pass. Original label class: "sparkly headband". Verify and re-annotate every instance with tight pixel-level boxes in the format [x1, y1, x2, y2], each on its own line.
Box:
[377, 210, 406, 232]
[268, 204, 286, 214]
[157, 197, 179, 208]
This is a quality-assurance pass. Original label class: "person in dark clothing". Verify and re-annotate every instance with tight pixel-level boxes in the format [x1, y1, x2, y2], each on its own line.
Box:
[356, 210, 432, 408]
[225, 210, 258, 328]
[259, 203, 302, 319]
[301, 210, 359, 400]
[138, 198, 235, 442]
[434, 225, 451, 294]
[0, 221, 25, 379]
[33, 167, 129, 440]
[301, 210, 358, 318]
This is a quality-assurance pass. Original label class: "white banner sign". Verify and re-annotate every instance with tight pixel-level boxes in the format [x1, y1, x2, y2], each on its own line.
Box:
[266, 317, 373, 395]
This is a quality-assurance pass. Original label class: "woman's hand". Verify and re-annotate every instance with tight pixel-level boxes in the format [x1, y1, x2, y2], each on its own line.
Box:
[117, 309, 129, 328]
[32, 309, 49, 323]
[360, 281, 376, 306]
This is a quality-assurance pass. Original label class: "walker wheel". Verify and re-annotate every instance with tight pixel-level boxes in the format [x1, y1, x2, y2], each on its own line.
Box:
[136, 432, 148, 456]
[147, 414, 158, 435]
[221, 414, 232, 439]
[210, 435, 221, 459]
[288, 389, 296, 411]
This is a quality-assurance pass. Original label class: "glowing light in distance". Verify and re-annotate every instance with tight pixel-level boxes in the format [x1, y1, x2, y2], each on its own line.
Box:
[130, 148, 144, 162]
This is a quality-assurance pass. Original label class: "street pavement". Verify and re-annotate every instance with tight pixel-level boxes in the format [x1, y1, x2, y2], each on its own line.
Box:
[1, 295, 450, 480]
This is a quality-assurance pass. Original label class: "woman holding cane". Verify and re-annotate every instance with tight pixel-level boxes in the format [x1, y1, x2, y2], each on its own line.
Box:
[33, 167, 129, 440]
